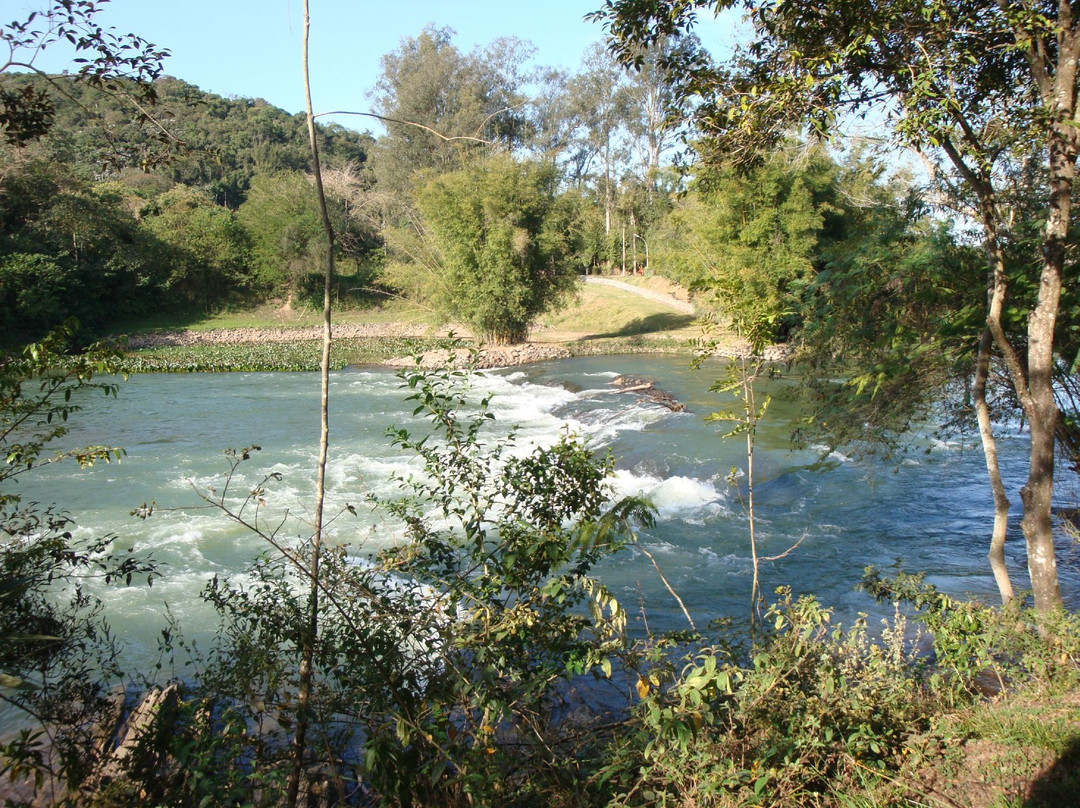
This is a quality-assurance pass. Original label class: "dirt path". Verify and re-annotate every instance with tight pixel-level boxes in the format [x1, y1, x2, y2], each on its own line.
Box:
[583, 276, 696, 314]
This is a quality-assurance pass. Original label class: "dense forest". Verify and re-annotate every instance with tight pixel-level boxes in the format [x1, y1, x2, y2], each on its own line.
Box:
[4, 3, 1080, 807]
[1, 24, 971, 349]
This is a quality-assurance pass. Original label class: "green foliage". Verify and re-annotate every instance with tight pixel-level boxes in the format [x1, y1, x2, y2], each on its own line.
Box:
[371, 25, 532, 195]
[792, 168, 984, 454]
[603, 589, 934, 807]
[402, 154, 578, 344]
[118, 336, 442, 373]
[237, 171, 375, 304]
[140, 185, 252, 309]
[1, 2, 167, 147]
[3, 73, 373, 203]
[238, 172, 329, 296]
[0, 165, 166, 343]
[859, 567, 1080, 700]
[1, 323, 156, 795]
[657, 142, 836, 347]
[361, 361, 652, 803]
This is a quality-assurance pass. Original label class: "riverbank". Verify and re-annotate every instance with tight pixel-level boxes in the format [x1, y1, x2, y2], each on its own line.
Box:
[118, 324, 790, 372]
[114, 276, 793, 372]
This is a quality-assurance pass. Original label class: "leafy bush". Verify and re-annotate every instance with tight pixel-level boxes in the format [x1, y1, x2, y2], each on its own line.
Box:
[601, 588, 941, 807]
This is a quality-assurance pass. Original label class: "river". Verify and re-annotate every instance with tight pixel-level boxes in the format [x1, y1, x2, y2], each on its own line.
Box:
[11, 354, 1080, 675]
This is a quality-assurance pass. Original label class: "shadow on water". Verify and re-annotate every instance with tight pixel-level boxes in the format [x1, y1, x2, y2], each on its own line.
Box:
[1025, 734, 1080, 807]
[578, 312, 696, 340]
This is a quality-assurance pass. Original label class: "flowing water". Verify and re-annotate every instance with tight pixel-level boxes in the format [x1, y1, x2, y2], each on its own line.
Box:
[10, 355, 1080, 682]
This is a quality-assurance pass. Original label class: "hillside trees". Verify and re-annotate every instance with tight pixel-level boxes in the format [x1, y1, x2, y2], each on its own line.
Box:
[0, 0, 168, 146]
[0, 158, 165, 342]
[140, 185, 251, 309]
[597, 0, 1079, 614]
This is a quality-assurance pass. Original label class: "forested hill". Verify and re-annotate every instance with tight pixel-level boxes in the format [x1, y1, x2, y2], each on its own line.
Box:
[2, 73, 374, 207]
[0, 74, 377, 344]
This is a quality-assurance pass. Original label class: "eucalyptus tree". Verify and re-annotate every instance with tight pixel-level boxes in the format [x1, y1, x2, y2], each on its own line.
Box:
[596, 0, 1079, 614]
[622, 33, 697, 195]
[370, 25, 534, 196]
[568, 44, 633, 241]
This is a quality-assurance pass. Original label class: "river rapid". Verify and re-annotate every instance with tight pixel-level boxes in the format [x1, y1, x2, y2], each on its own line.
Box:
[12, 354, 1080, 678]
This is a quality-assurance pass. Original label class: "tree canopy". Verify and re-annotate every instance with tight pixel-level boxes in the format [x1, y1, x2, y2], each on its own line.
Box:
[596, 0, 1080, 614]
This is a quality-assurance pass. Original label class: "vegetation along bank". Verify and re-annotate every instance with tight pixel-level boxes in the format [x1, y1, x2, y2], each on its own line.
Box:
[3, 0, 1080, 806]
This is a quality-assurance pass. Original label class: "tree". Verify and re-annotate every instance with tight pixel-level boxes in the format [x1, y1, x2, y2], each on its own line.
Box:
[141, 185, 251, 310]
[0, 162, 164, 342]
[1, 0, 169, 157]
[400, 154, 577, 344]
[370, 25, 533, 196]
[237, 171, 331, 302]
[570, 44, 633, 244]
[657, 141, 835, 344]
[623, 33, 696, 195]
[596, 0, 1079, 615]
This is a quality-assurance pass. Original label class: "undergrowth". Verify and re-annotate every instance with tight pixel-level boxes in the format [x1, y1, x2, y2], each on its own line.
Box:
[597, 572, 1080, 808]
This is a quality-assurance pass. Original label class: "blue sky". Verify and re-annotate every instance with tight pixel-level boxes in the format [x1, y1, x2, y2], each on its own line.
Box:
[16, 0, 743, 135]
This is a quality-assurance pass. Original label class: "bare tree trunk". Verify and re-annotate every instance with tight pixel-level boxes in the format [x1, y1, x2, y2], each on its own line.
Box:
[941, 132, 1063, 616]
[974, 327, 1014, 604]
[287, 2, 336, 804]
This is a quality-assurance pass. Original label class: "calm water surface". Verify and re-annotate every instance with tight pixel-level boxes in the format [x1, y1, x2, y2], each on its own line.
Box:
[13, 355, 1080, 676]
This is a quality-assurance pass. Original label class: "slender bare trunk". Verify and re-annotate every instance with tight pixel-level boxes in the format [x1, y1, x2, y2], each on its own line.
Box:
[941, 129, 1063, 615]
[974, 327, 1014, 604]
[287, 2, 336, 804]
[745, 363, 760, 625]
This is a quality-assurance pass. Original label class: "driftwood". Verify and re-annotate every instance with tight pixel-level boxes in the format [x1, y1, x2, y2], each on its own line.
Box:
[91, 684, 179, 792]
[611, 375, 686, 412]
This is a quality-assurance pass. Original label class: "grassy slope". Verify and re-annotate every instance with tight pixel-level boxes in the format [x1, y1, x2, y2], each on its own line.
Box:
[126, 280, 704, 339]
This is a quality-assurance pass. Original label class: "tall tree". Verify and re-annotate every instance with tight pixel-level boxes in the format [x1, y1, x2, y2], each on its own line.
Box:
[596, 0, 1078, 614]
[570, 44, 632, 241]
[370, 25, 533, 196]
[623, 33, 696, 194]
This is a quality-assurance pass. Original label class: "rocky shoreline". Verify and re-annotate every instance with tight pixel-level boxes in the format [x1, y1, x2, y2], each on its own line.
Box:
[121, 324, 786, 369]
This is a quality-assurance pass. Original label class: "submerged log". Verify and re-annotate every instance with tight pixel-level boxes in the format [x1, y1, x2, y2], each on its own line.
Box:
[611, 375, 686, 412]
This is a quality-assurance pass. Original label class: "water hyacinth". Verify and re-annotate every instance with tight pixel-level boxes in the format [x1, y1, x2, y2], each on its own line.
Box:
[118, 338, 444, 373]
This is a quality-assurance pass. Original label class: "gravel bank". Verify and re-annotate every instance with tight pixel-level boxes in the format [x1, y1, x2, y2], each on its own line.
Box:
[123, 323, 443, 349]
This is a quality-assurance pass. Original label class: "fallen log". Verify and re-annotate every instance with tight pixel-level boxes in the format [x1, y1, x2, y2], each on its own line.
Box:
[610, 375, 686, 412]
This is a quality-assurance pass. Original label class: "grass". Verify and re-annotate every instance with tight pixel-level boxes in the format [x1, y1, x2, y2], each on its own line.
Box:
[111, 278, 738, 372]
[533, 284, 699, 341]
[112, 295, 443, 334]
